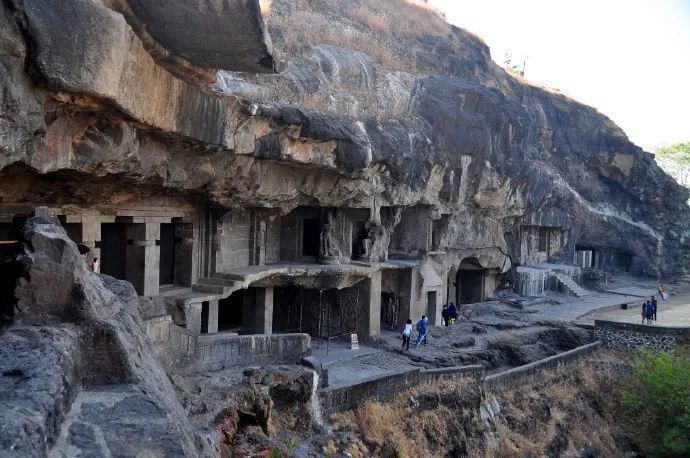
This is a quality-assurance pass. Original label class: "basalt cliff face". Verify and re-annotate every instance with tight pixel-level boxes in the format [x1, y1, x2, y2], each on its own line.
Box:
[1, 0, 688, 278]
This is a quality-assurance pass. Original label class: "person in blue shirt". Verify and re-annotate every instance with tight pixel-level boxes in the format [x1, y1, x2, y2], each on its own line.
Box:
[415, 315, 428, 347]
[646, 301, 655, 325]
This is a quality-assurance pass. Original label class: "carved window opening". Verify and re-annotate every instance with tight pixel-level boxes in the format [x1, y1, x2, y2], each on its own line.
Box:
[351, 220, 367, 258]
[538, 227, 549, 252]
[302, 218, 321, 257]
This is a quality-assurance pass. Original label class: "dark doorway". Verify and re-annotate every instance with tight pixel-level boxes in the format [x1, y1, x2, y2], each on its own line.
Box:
[458, 270, 484, 303]
[426, 291, 436, 322]
[0, 217, 28, 242]
[0, 223, 12, 241]
[200, 301, 209, 334]
[614, 252, 633, 272]
[456, 258, 485, 304]
[352, 220, 367, 258]
[159, 223, 175, 285]
[302, 218, 321, 257]
[101, 223, 128, 280]
[218, 290, 245, 332]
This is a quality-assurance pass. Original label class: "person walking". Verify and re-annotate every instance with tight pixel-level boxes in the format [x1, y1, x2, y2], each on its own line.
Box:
[651, 296, 658, 321]
[641, 301, 648, 325]
[401, 319, 413, 351]
[415, 315, 428, 348]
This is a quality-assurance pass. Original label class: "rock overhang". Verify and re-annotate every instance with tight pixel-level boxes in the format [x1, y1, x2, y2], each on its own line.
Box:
[126, 0, 275, 73]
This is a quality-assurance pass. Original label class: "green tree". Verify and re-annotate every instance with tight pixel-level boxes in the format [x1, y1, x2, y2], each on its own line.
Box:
[655, 142, 690, 188]
[620, 349, 690, 457]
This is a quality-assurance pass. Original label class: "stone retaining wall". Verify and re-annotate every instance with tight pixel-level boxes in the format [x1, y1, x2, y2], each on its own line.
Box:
[182, 332, 311, 373]
[320, 365, 485, 413]
[145, 316, 311, 372]
[321, 342, 603, 412]
[594, 320, 690, 352]
[483, 341, 601, 392]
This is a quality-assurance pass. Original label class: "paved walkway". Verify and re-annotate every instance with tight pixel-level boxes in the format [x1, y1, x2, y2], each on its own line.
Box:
[578, 280, 690, 326]
[311, 275, 690, 388]
[312, 338, 415, 388]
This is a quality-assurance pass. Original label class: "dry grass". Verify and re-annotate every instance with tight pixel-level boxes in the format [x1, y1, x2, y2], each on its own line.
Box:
[330, 378, 479, 457]
[263, 0, 462, 72]
[329, 352, 640, 457]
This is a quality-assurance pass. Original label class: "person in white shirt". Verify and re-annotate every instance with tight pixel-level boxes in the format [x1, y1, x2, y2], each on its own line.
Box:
[401, 319, 413, 351]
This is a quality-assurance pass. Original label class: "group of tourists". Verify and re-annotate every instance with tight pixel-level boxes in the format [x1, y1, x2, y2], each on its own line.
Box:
[400, 315, 429, 351]
[641, 296, 658, 325]
[640, 285, 670, 325]
[400, 302, 462, 351]
[400, 300, 465, 351]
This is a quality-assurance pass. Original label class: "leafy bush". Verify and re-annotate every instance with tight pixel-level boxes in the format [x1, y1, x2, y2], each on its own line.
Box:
[620, 349, 690, 457]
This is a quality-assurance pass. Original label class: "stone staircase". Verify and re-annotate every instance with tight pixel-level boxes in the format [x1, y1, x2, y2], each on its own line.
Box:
[553, 273, 591, 297]
[192, 273, 242, 296]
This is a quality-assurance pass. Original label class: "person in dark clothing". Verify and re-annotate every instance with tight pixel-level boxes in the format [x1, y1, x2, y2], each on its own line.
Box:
[441, 304, 449, 327]
[642, 301, 648, 324]
[651, 296, 658, 321]
[448, 302, 458, 324]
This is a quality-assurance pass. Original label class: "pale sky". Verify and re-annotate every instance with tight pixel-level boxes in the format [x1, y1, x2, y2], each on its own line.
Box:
[429, 0, 690, 151]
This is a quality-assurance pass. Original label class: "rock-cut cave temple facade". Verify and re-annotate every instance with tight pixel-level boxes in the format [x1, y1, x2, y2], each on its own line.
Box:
[1, 0, 688, 366]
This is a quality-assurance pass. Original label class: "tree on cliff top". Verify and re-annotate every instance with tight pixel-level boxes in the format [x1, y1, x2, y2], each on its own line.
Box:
[655, 142, 690, 188]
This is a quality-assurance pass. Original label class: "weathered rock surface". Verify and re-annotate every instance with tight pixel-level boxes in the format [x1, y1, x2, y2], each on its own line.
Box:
[0, 325, 80, 456]
[1, 0, 687, 279]
[0, 210, 198, 456]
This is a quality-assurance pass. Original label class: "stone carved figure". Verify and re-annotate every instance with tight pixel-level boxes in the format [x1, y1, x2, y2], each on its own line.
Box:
[320, 210, 341, 263]
[381, 295, 400, 330]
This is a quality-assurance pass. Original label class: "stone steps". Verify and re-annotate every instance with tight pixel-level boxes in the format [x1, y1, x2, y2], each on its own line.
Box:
[191, 275, 237, 295]
[554, 273, 591, 298]
[212, 272, 246, 281]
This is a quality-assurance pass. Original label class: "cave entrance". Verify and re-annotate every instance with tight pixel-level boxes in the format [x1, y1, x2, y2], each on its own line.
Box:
[100, 223, 128, 280]
[159, 223, 175, 285]
[218, 289, 247, 333]
[426, 291, 437, 323]
[351, 220, 368, 259]
[456, 258, 485, 304]
[0, 241, 23, 325]
[614, 251, 633, 272]
[200, 301, 209, 334]
[302, 218, 321, 258]
[0, 216, 28, 242]
[272, 286, 361, 341]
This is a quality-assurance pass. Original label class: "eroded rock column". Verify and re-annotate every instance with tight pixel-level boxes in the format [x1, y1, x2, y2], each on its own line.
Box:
[360, 270, 382, 339]
[207, 300, 219, 334]
[254, 287, 273, 335]
[126, 222, 160, 296]
[185, 302, 202, 335]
